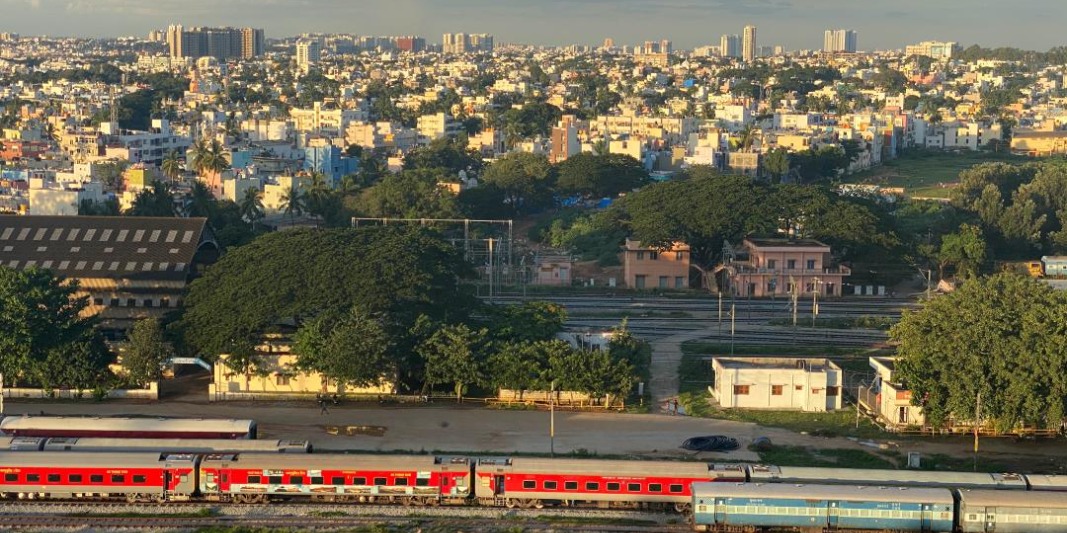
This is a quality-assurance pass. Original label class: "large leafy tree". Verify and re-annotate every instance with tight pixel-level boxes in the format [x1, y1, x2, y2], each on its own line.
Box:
[479, 152, 556, 215]
[180, 227, 477, 387]
[292, 307, 393, 390]
[0, 267, 112, 387]
[122, 317, 173, 387]
[357, 169, 459, 219]
[893, 274, 1067, 431]
[128, 182, 176, 217]
[402, 137, 483, 176]
[556, 153, 650, 198]
[418, 323, 488, 401]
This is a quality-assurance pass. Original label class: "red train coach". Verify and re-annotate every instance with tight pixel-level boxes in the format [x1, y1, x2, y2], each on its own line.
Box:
[473, 457, 745, 511]
[0, 451, 197, 501]
[0, 416, 257, 440]
[198, 454, 472, 505]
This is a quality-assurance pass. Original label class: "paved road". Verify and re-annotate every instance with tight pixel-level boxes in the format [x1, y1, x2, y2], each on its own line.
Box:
[648, 329, 714, 413]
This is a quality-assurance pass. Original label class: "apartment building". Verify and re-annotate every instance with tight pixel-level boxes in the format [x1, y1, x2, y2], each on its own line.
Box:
[727, 238, 850, 297]
[622, 239, 691, 289]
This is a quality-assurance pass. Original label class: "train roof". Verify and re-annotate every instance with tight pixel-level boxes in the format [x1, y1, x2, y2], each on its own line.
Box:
[202, 454, 468, 471]
[0, 416, 254, 433]
[959, 489, 1067, 509]
[491, 458, 737, 477]
[692, 482, 955, 505]
[747, 465, 1027, 488]
[0, 451, 192, 468]
[41, 438, 309, 453]
[1022, 474, 1067, 490]
[0, 437, 45, 450]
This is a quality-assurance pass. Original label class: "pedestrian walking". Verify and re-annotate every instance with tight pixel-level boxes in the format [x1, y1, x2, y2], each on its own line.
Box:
[319, 399, 329, 415]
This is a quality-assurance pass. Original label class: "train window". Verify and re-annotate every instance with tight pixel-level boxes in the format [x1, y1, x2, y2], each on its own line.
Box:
[544, 481, 558, 490]
[564, 481, 578, 491]
[47, 474, 60, 483]
[627, 483, 641, 492]
[332, 477, 347, 486]
[585, 482, 599, 491]
[90, 475, 104, 483]
[3, 474, 16, 482]
[69, 475, 83, 483]
[248, 475, 261, 484]
[607, 482, 621, 491]
[290, 476, 304, 485]
[394, 478, 408, 486]
[27, 474, 39, 483]
[133, 475, 146, 484]
[415, 478, 429, 487]
[649, 483, 662, 492]
[373, 477, 386, 486]
[311, 477, 324, 485]
[522, 480, 536, 489]
[668, 484, 683, 493]
[268, 476, 283, 485]
[111, 475, 125, 483]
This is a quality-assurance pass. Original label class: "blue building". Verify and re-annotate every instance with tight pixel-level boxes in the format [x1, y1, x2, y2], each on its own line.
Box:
[303, 145, 344, 188]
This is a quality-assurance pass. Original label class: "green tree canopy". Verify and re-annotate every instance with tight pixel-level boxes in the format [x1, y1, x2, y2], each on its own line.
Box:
[292, 307, 393, 390]
[479, 152, 556, 215]
[121, 317, 173, 387]
[402, 137, 484, 176]
[893, 274, 1067, 431]
[418, 322, 488, 401]
[356, 169, 459, 219]
[556, 153, 650, 198]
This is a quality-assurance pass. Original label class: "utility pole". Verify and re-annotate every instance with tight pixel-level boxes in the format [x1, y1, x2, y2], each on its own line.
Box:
[812, 277, 821, 327]
[550, 380, 556, 457]
[974, 391, 981, 472]
[730, 303, 736, 356]
[918, 268, 932, 300]
[718, 291, 723, 335]
[487, 238, 494, 304]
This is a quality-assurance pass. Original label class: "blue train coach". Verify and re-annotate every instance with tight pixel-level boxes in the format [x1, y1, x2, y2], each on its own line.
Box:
[691, 482, 955, 532]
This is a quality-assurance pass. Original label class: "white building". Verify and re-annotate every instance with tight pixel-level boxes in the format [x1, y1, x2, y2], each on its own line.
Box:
[823, 29, 858, 53]
[904, 40, 960, 60]
[417, 112, 461, 141]
[858, 357, 926, 429]
[295, 40, 321, 70]
[28, 180, 107, 216]
[742, 25, 757, 62]
[290, 102, 365, 137]
[711, 357, 843, 412]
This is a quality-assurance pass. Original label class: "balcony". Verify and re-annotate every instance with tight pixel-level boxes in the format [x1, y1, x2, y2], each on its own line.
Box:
[729, 264, 852, 276]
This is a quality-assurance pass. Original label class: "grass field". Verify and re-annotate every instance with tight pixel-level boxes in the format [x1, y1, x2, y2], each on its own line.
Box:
[846, 150, 1027, 198]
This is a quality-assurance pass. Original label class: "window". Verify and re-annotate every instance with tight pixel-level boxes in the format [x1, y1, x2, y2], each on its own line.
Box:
[811, 388, 823, 395]
[109, 298, 119, 306]
[4, 474, 16, 482]
[268, 476, 283, 484]
[635, 275, 646, 289]
[767, 259, 776, 269]
[133, 475, 146, 484]
[627, 483, 641, 492]
[669, 484, 684, 493]
[796, 385, 803, 391]
[160, 298, 170, 308]
[607, 482, 621, 491]
[649, 251, 659, 260]
[771, 385, 784, 396]
[93, 297, 104, 306]
[585, 482, 600, 491]
[290, 476, 304, 485]
[276, 375, 290, 386]
[564, 481, 578, 491]
[636, 251, 645, 260]
[111, 475, 125, 483]
[544, 481, 558, 490]
[415, 478, 429, 487]
[522, 480, 536, 489]
[332, 477, 347, 486]
[787, 259, 796, 269]
[807, 259, 816, 270]
[675, 276, 684, 288]
[733, 385, 750, 395]
[659, 276, 668, 288]
[143, 299, 154, 308]
[827, 386, 840, 397]
[27, 474, 39, 483]
[47, 474, 60, 483]
[69, 474, 83, 483]
[394, 478, 409, 486]
[248, 475, 261, 484]
[126, 298, 136, 307]
[676, 251, 685, 260]
[649, 483, 662, 492]
[371, 477, 384, 486]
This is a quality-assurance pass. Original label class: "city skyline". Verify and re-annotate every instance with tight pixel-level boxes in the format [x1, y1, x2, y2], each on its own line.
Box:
[1, 0, 1065, 50]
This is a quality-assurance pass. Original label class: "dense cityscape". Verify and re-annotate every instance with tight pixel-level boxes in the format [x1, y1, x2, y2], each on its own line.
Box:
[2, 8, 1067, 532]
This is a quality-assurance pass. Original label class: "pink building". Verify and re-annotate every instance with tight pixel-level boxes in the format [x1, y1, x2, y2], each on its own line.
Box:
[622, 239, 691, 289]
[727, 238, 850, 297]
[532, 254, 573, 287]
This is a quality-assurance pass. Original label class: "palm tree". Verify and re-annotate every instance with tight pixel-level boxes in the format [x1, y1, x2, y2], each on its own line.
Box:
[239, 187, 265, 225]
[189, 138, 211, 176]
[206, 138, 230, 175]
[280, 185, 305, 226]
[184, 181, 215, 218]
[161, 151, 183, 182]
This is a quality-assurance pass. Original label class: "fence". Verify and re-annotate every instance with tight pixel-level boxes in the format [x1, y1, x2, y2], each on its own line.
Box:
[2, 382, 158, 401]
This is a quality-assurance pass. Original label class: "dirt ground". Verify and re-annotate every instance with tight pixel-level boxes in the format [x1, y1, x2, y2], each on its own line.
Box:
[5, 398, 1067, 473]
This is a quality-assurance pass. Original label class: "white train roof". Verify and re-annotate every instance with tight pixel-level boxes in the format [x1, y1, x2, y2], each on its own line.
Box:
[959, 489, 1067, 509]
[202, 454, 466, 471]
[1021, 474, 1067, 490]
[0, 416, 254, 433]
[693, 482, 955, 505]
[491, 458, 729, 477]
[747, 465, 1026, 488]
[0, 451, 193, 468]
[42, 438, 307, 452]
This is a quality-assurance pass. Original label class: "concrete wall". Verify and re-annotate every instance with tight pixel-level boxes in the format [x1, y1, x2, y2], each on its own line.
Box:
[3, 382, 158, 400]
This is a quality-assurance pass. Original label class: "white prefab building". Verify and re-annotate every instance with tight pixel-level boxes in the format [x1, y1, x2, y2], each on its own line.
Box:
[711, 357, 843, 412]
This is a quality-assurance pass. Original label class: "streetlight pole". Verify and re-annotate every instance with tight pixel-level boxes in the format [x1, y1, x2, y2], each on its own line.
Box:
[550, 380, 556, 457]
[730, 304, 736, 356]
[812, 277, 821, 328]
[917, 268, 932, 300]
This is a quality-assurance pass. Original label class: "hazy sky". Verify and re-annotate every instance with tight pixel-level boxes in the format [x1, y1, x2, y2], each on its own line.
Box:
[2, 0, 1065, 51]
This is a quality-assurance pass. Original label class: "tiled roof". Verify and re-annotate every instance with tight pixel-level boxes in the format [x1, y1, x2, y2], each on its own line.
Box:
[0, 215, 213, 282]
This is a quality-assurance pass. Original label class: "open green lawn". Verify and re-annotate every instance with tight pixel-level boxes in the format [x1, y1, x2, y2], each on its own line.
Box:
[846, 150, 1028, 198]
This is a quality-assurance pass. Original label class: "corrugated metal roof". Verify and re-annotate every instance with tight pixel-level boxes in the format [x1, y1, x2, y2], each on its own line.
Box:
[692, 482, 955, 505]
[0, 416, 253, 434]
[0, 216, 212, 281]
[959, 489, 1067, 509]
[749, 466, 1026, 489]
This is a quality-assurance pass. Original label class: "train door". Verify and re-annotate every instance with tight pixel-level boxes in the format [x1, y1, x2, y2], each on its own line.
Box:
[714, 497, 727, 525]
[163, 471, 172, 499]
[494, 475, 505, 496]
[827, 501, 838, 529]
[984, 511, 996, 533]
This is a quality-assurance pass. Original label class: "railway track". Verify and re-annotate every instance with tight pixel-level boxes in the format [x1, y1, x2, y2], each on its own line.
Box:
[0, 501, 687, 531]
